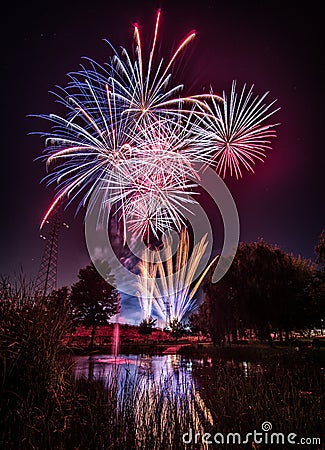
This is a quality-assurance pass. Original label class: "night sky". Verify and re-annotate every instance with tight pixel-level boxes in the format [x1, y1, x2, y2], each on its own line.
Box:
[1, 0, 324, 322]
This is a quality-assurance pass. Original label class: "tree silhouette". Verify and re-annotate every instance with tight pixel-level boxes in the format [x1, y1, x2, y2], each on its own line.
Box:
[138, 316, 157, 341]
[169, 318, 187, 343]
[201, 240, 316, 345]
[70, 262, 119, 350]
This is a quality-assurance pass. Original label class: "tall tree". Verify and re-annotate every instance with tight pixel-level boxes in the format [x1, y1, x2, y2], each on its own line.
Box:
[70, 262, 119, 350]
[201, 240, 316, 345]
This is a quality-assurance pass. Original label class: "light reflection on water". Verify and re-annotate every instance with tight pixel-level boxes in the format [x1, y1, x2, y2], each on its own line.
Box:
[72, 353, 215, 444]
[72, 354, 262, 381]
[72, 354, 264, 449]
[72, 354, 193, 384]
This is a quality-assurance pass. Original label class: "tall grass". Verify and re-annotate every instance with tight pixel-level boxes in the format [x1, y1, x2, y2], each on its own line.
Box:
[0, 280, 73, 448]
[193, 360, 324, 438]
[1, 281, 324, 449]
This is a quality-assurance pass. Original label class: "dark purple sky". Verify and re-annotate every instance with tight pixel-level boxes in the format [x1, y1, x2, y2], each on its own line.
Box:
[1, 0, 324, 308]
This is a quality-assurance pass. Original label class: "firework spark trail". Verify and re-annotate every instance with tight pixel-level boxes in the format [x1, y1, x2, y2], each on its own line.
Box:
[37, 10, 279, 241]
[136, 251, 157, 320]
[102, 119, 202, 232]
[137, 228, 218, 324]
[117, 10, 221, 124]
[37, 10, 223, 237]
[112, 117, 211, 237]
[201, 81, 280, 179]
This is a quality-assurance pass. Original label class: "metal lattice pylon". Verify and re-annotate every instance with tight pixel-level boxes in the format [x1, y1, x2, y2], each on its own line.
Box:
[35, 206, 66, 297]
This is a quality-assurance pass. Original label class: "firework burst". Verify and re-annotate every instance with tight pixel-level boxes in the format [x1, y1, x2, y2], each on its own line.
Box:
[37, 10, 221, 236]
[202, 81, 280, 179]
[37, 10, 279, 240]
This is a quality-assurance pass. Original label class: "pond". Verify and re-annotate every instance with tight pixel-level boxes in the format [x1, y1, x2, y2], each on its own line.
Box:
[71, 351, 324, 447]
[72, 353, 262, 381]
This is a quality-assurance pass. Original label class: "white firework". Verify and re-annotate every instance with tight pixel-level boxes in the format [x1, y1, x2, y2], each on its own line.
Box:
[37, 10, 279, 240]
[37, 10, 221, 237]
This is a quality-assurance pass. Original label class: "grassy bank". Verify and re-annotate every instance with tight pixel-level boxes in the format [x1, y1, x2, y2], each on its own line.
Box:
[178, 342, 325, 365]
